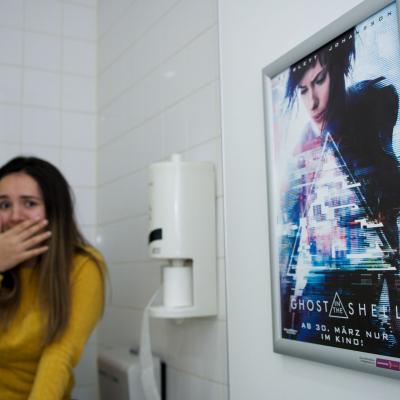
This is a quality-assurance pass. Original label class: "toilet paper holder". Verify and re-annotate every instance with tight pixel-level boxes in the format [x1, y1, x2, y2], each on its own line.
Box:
[148, 154, 217, 319]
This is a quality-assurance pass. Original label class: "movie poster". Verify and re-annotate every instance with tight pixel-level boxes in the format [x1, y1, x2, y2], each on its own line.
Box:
[270, 1, 400, 368]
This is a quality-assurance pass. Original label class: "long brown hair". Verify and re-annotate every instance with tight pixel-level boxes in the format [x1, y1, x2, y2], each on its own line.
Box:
[0, 156, 104, 344]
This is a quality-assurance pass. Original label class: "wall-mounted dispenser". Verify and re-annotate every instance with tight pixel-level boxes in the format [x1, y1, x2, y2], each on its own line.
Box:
[148, 153, 217, 318]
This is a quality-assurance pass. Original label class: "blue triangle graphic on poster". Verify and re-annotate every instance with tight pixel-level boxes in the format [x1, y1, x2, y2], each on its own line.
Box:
[286, 132, 395, 283]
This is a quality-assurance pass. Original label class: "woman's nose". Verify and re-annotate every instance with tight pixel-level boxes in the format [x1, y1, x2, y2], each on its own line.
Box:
[311, 88, 319, 110]
[10, 205, 23, 222]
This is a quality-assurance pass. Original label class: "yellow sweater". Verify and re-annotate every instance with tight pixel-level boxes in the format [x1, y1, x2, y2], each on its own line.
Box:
[0, 249, 105, 400]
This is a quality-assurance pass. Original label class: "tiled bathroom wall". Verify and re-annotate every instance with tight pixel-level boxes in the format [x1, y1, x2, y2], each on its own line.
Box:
[97, 0, 228, 398]
[0, 0, 98, 398]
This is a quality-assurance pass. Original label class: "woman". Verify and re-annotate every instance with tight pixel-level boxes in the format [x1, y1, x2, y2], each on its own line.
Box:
[0, 156, 106, 399]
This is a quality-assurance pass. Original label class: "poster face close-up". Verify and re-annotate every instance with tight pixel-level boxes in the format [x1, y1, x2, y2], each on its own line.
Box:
[265, 1, 400, 376]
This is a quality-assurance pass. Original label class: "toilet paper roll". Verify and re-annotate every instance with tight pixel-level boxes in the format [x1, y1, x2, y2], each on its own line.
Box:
[163, 266, 192, 307]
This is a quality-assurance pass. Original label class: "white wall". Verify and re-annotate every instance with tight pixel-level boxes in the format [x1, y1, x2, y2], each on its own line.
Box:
[97, 0, 228, 399]
[220, 0, 400, 399]
[0, 1, 98, 399]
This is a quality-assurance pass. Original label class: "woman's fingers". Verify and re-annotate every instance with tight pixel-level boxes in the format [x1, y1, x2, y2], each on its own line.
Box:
[0, 219, 51, 272]
[17, 219, 49, 241]
[5, 219, 43, 237]
[8, 219, 37, 234]
[19, 245, 50, 263]
[22, 230, 52, 250]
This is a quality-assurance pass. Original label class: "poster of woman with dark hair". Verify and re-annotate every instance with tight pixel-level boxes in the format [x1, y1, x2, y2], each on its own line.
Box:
[270, 1, 400, 360]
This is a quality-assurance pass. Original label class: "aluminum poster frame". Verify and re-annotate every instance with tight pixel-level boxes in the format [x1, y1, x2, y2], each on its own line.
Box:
[263, 0, 400, 378]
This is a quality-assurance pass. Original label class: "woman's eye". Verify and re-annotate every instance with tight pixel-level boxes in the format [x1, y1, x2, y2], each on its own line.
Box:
[24, 200, 37, 208]
[315, 71, 327, 85]
[299, 87, 308, 95]
[0, 202, 10, 210]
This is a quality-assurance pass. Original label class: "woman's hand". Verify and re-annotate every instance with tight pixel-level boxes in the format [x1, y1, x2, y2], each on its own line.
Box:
[0, 219, 51, 273]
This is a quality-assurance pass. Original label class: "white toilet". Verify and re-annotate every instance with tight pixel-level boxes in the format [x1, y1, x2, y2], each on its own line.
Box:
[98, 347, 163, 400]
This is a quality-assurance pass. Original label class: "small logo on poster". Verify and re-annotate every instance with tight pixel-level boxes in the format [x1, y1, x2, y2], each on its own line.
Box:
[376, 358, 400, 371]
[329, 292, 349, 319]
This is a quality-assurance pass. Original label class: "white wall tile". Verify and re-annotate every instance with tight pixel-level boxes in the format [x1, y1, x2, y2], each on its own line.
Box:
[0, 105, 21, 143]
[62, 75, 96, 112]
[63, 39, 96, 76]
[162, 81, 222, 157]
[167, 367, 228, 400]
[134, 116, 164, 168]
[97, 306, 142, 348]
[108, 262, 162, 308]
[63, 3, 97, 41]
[97, 170, 148, 224]
[145, 318, 169, 356]
[0, 28, 23, 65]
[156, 0, 218, 66]
[98, 0, 134, 37]
[0, 143, 20, 165]
[157, 320, 228, 384]
[97, 216, 148, 263]
[61, 148, 95, 186]
[62, 112, 96, 150]
[22, 107, 61, 146]
[97, 131, 134, 184]
[125, 75, 164, 132]
[185, 81, 220, 147]
[0, 65, 21, 103]
[98, 91, 132, 145]
[74, 342, 98, 386]
[81, 225, 96, 244]
[23, 69, 60, 108]
[98, 51, 134, 108]
[20, 145, 61, 167]
[25, 0, 62, 35]
[163, 100, 187, 156]
[98, 8, 135, 71]
[24, 32, 61, 72]
[99, 114, 164, 184]
[99, 0, 177, 71]
[159, 26, 219, 108]
[77, 223, 96, 243]
[74, 187, 96, 225]
[185, 137, 223, 197]
[0, 0, 24, 29]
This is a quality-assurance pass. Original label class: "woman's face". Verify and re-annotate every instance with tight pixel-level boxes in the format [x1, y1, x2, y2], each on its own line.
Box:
[0, 172, 46, 231]
[298, 60, 331, 131]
